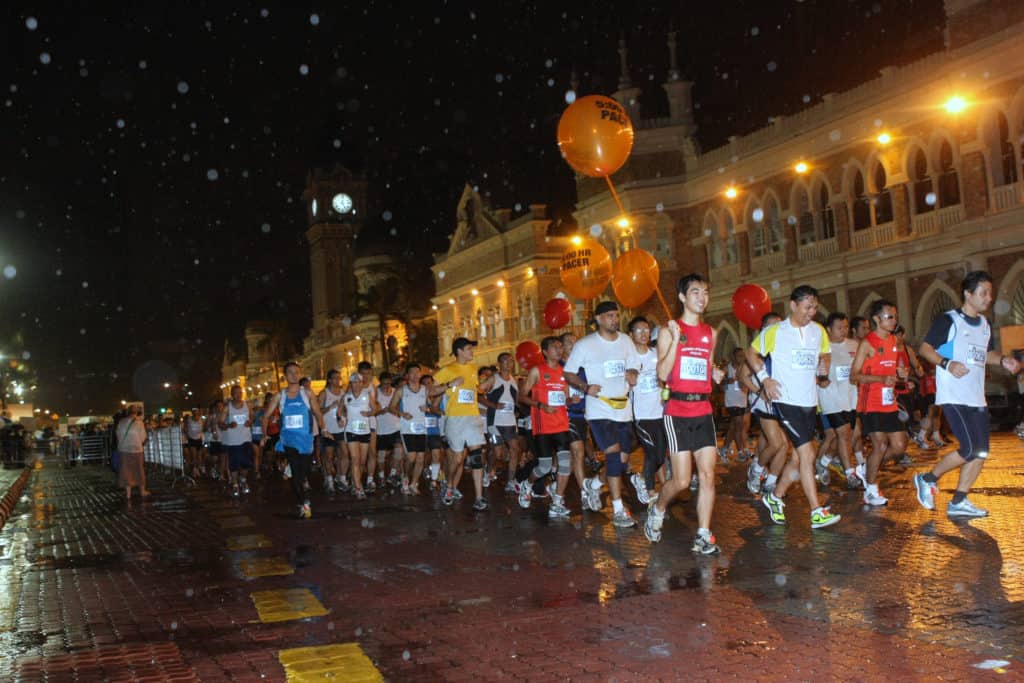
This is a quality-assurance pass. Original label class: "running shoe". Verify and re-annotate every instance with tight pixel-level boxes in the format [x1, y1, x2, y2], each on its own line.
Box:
[472, 497, 489, 512]
[586, 487, 602, 512]
[810, 506, 840, 529]
[854, 463, 869, 489]
[281, 465, 290, 480]
[762, 492, 786, 524]
[931, 434, 947, 448]
[401, 483, 412, 495]
[365, 479, 376, 494]
[913, 473, 936, 510]
[518, 483, 532, 509]
[442, 488, 455, 506]
[913, 433, 930, 450]
[241, 482, 251, 495]
[863, 489, 889, 506]
[718, 448, 730, 465]
[482, 471, 491, 488]
[630, 472, 650, 505]
[336, 478, 350, 494]
[355, 488, 366, 500]
[828, 460, 846, 480]
[746, 461, 763, 495]
[504, 480, 517, 493]
[814, 458, 830, 487]
[947, 497, 988, 518]
[897, 454, 913, 467]
[612, 509, 637, 528]
[231, 485, 240, 497]
[737, 449, 750, 463]
[847, 473, 861, 490]
[643, 501, 664, 543]
[691, 532, 720, 555]
[451, 488, 463, 500]
[548, 502, 570, 518]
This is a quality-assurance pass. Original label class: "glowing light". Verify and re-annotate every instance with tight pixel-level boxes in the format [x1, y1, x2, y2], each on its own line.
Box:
[471, 288, 479, 296]
[876, 132, 892, 145]
[448, 298, 456, 305]
[944, 96, 968, 114]
[794, 162, 809, 174]
[724, 186, 738, 199]
[431, 304, 438, 310]
[496, 279, 505, 288]
[570, 235, 583, 246]
[163, 382, 171, 388]
[525, 267, 535, 278]
[616, 217, 630, 229]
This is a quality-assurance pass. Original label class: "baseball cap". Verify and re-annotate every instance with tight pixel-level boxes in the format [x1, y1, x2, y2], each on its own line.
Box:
[594, 300, 619, 316]
[451, 337, 478, 355]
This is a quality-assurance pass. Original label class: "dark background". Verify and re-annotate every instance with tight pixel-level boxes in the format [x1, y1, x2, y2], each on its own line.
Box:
[0, 0, 945, 415]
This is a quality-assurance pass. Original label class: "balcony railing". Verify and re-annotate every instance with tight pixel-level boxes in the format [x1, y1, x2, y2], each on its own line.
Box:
[752, 251, 785, 273]
[992, 182, 1022, 212]
[912, 204, 962, 237]
[714, 263, 741, 282]
[798, 237, 838, 262]
[852, 221, 896, 250]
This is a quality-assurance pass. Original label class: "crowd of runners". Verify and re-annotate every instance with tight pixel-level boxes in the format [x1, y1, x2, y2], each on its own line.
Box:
[174, 270, 1020, 554]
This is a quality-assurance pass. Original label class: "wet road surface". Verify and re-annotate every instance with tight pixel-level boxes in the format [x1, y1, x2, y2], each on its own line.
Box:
[1, 435, 1022, 680]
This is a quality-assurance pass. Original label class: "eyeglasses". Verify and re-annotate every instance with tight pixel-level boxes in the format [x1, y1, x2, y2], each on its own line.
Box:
[879, 314, 896, 320]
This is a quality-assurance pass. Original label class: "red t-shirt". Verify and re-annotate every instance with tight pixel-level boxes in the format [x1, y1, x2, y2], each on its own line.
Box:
[665, 321, 714, 418]
[531, 364, 570, 435]
[862, 331, 898, 413]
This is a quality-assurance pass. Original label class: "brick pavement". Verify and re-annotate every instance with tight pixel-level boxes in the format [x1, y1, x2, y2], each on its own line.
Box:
[0, 435, 1022, 680]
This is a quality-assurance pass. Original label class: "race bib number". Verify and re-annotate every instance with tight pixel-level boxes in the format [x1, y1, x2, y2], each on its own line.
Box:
[547, 391, 566, 407]
[637, 371, 660, 393]
[569, 385, 583, 399]
[457, 388, 476, 404]
[966, 344, 986, 367]
[881, 387, 895, 406]
[835, 366, 851, 382]
[678, 357, 708, 381]
[252, 426, 263, 436]
[792, 349, 817, 370]
[499, 401, 515, 412]
[284, 414, 304, 430]
[603, 359, 625, 379]
[410, 420, 426, 434]
[424, 416, 438, 429]
[350, 420, 369, 434]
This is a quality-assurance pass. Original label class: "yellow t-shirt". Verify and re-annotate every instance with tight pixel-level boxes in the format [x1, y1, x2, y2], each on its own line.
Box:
[433, 363, 480, 417]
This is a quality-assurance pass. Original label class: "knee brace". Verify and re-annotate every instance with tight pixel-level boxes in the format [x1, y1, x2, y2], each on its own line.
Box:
[467, 448, 484, 470]
[604, 450, 624, 477]
[556, 450, 571, 474]
[532, 456, 553, 480]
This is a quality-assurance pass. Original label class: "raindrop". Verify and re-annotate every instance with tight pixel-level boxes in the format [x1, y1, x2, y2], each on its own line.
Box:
[829, 129, 841, 142]
[22, 351, 30, 360]
[437, 271, 446, 280]
[590, 224, 603, 237]
[774, 574, 787, 586]
[402, 650, 411, 661]
[771, 280, 780, 290]
[138, 60, 147, 70]
[655, 202, 664, 212]
[750, 26, 760, 36]
[382, 210, 393, 221]
[170, 621, 178, 630]
[802, 94, 811, 103]
[495, 73, 504, 83]
[79, 328, 86, 335]
[752, 208, 764, 223]
[2, 265, 16, 279]
[26, 17, 39, 30]
[299, 64, 309, 76]
[39, 52, 52, 65]
[116, 119, 125, 129]
[309, 13, 320, 25]
[55, 268, 62, 276]
[546, 78, 555, 87]
[564, 90, 576, 104]
[925, 192, 937, 206]
[873, 118, 883, 128]
[177, 81, 189, 94]
[993, 299, 1010, 316]
[787, 215, 797, 225]
[207, 168, 219, 181]
[766, 61, 777, 72]
[333, 139, 341, 148]
[261, 223, 271, 233]
[81, 281, 89, 288]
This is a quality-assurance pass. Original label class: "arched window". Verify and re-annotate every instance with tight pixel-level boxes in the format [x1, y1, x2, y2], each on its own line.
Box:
[871, 161, 894, 225]
[793, 185, 815, 245]
[998, 112, 1018, 186]
[706, 214, 723, 267]
[850, 168, 871, 231]
[765, 196, 784, 253]
[722, 211, 739, 264]
[937, 139, 960, 207]
[494, 305, 505, 338]
[748, 202, 766, 257]
[984, 111, 1018, 187]
[927, 290, 956, 325]
[814, 182, 835, 240]
[910, 147, 933, 214]
[1011, 279, 1024, 325]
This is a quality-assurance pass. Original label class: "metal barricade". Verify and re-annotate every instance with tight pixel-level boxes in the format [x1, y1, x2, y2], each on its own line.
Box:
[143, 427, 192, 487]
[77, 433, 110, 465]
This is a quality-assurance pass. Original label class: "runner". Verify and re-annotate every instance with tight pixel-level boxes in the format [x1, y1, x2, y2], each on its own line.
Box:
[722, 347, 750, 464]
[816, 312, 859, 490]
[560, 331, 599, 511]
[183, 408, 204, 479]
[421, 374, 446, 490]
[356, 361, 381, 488]
[748, 285, 841, 529]
[250, 400, 264, 479]
[643, 274, 725, 553]
[220, 384, 253, 496]
[563, 301, 641, 528]
[207, 399, 226, 482]
[893, 324, 924, 465]
[742, 312, 787, 495]
[914, 360, 943, 449]
[476, 365, 497, 487]
[849, 315, 871, 466]
[626, 316, 666, 506]
[374, 372, 403, 489]
[481, 352, 522, 492]
[850, 299, 909, 506]
[318, 370, 346, 493]
[431, 338, 496, 511]
[391, 363, 428, 494]
[260, 361, 332, 518]
[913, 271, 1021, 517]
[344, 372, 380, 499]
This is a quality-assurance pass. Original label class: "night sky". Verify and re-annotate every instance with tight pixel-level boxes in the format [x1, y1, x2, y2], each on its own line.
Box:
[0, 0, 945, 415]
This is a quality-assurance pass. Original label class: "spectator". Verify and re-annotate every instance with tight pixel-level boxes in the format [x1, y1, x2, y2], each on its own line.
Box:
[116, 404, 149, 500]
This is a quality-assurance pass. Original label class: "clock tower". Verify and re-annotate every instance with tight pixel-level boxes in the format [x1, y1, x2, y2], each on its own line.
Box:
[302, 165, 368, 331]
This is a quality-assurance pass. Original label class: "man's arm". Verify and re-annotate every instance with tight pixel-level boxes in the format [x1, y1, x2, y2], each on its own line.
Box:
[656, 321, 678, 382]
[305, 388, 330, 435]
[852, 341, 888, 386]
[260, 394, 280, 441]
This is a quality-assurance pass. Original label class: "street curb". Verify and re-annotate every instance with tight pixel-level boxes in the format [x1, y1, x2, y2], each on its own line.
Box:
[0, 467, 32, 532]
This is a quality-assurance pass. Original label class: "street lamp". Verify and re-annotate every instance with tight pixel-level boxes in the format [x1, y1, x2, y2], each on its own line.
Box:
[944, 96, 968, 114]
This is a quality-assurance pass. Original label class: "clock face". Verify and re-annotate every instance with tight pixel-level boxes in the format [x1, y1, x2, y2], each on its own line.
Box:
[311, 198, 318, 216]
[332, 193, 353, 214]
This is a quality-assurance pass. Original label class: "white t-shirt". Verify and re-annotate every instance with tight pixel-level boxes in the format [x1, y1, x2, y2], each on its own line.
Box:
[818, 337, 858, 415]
[375, 387, 400, 434]
[752, 319, 831, 408]
[321, 387, 344, 434]
[631, 347, 664, 421]
[724, 364, 748, 408]
[563, 331, 640, 422]
[221, 401, 252, 446]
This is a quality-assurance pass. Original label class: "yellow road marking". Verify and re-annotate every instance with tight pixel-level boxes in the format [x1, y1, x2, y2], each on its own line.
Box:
[251, 589, 327, 623]
[239, 557, 294, 578]
[279, 643, 383, 682]
[226, 534, 274, 551]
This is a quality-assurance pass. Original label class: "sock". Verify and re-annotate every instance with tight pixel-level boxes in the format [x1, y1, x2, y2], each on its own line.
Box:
[951, 490, 967, 505]
[325, 475, 333, 486]
[429, 463, 440, 479]
[612, 498, 624, 514]
[866, 483, 878, 495]
[588, 476, 603, 491]
[697, 527, 711, 539]
[854, 451, 865, 465]
[922, 472, 938, 484]
[752, 462, 765, 474]
[765, 473, 778, 488]
[818, 455, 831, 466]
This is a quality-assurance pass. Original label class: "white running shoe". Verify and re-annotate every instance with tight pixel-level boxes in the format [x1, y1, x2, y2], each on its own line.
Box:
[863, 489, 889, 506]
[517, 482, 532, 509]
[630, 472, 650, 505]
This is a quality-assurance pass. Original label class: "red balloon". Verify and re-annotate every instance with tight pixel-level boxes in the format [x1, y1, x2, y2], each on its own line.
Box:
[516, 341, 544, 370]
[543, 298, 573, 329]
[732, 284, 772, 329]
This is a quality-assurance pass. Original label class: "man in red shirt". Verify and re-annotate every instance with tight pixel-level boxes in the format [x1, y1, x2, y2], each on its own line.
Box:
[644, 274, 725, 554]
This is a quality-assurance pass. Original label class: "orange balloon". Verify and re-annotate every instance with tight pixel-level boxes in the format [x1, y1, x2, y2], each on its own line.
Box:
[557, 95, 634, 178]
[612, 249, 660, 308]
[560, 238, 612, 300]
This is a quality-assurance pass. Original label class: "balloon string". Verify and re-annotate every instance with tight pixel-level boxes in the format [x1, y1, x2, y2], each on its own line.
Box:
[604, 175, 626, 215]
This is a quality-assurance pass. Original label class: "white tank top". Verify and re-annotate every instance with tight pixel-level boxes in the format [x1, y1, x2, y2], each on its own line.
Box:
[186, 417, 202, 439]
[375, 387, 400, 434]
[221, 401, 252, 446]
[321, 387, 343, 434]
[344, 388, 372, 435]
[724, 364, 748, 408]
[399, 384, 428, 435]
[631, 348, 664, 420]
[935, 309, 990, 407]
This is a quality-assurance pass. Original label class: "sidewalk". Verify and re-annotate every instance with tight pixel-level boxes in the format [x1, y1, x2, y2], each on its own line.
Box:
[0, 436, 1021, 680]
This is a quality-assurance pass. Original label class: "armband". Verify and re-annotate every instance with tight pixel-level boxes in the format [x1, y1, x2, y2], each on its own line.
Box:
[939, 358, 950, 371]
